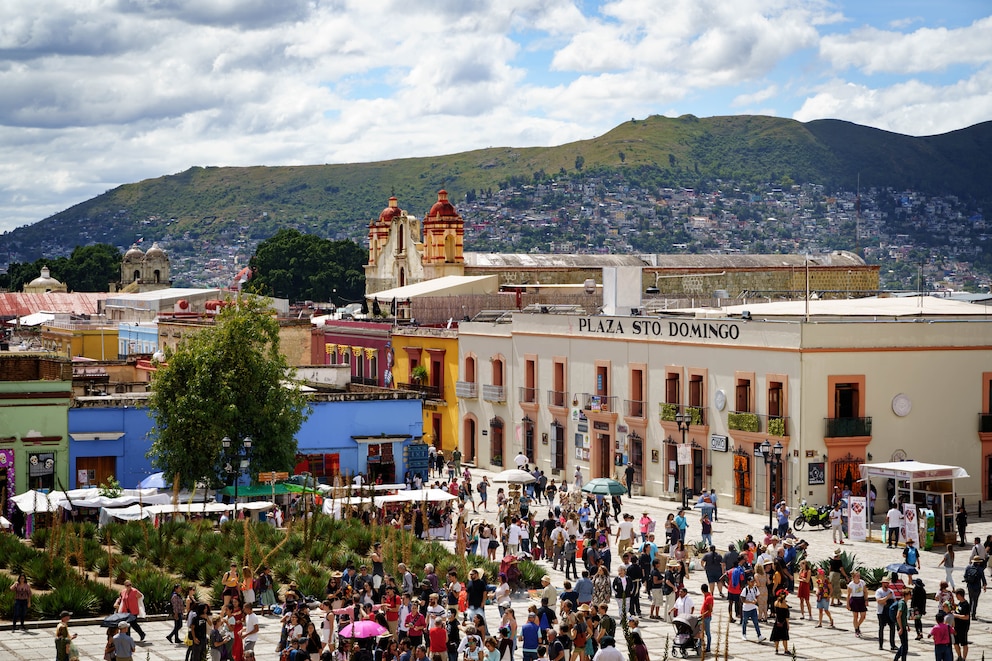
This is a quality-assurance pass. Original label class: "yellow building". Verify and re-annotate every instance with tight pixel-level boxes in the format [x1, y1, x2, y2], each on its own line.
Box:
[390, 327, 460, 454]
[40, 318, 118, 360]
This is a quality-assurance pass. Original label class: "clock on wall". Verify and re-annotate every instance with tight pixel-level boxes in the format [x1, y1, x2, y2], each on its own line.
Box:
[891, 394, 912, 417]
[714, 389, 727, 412]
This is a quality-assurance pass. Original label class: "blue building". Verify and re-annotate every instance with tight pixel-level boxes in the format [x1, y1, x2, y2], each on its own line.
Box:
[69, 391, 425, 489]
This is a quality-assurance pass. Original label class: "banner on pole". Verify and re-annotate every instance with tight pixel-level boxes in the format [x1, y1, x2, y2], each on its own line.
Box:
[847, 496, 867, 542]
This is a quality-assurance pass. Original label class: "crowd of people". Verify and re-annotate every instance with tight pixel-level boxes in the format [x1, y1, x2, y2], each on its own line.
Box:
[22, 464, 992, 661]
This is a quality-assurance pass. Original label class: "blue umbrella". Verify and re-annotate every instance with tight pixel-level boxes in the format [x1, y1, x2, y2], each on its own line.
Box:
[137, 472, 167, 489]
[581, 477, 627, 496]
[885, 562, 919, 576]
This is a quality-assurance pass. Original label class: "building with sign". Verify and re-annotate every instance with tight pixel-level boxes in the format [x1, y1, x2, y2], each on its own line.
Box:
[457, 295, 992, 517]
[0, 356, 73, 516]
[390, 327, 460, 454]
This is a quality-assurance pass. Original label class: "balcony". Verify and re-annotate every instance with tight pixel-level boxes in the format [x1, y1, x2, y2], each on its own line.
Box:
[824, 416, 873, 438]
[660, 403, 707, 426]
[980, 413, 992, 433]
[766, 415, 790, 437]
[518, 386, 538, 404]
[547, 389, 568, 408]
[397, 382, 443, 401]
[350, 375, 378, 386]
[728, 410, 760, 433]
[482, 384, 505, 402]
[455, 381, 478, 398]
[625, 399, 646, 418]
[580, 393, 618, 413]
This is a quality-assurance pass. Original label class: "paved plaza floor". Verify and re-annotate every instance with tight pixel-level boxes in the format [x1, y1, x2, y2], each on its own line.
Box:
[4, 465, 991, 660]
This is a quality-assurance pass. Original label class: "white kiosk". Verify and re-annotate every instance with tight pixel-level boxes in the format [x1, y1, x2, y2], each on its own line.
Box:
[858, 461, 969, 547]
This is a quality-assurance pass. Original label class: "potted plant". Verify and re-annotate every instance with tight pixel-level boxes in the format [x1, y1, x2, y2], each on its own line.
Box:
[411, 365, 429, 384]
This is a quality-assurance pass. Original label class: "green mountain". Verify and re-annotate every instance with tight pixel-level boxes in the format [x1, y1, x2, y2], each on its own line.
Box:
[2, 114, 991, 265]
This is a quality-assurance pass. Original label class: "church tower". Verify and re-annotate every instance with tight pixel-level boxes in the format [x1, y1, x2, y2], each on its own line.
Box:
[364, 195, 424, 296]
[421, 190, 465, 281]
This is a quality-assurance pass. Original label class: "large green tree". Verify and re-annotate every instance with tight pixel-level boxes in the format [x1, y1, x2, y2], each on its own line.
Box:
[246, 229, 365, 304]
[0, 243, 120, 292]
[147, 297, 310, 488]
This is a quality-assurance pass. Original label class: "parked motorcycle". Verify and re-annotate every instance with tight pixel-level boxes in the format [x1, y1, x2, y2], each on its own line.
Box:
[793, 499, 831, 530]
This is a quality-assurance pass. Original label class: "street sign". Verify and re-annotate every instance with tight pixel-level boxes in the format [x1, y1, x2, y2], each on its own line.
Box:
[258, 471, 289, 483]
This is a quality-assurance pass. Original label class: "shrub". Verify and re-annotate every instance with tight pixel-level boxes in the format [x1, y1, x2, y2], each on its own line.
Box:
[728, 412, 760, 432]
[0, 588, 14, 619]
[23, 555, 71, 590]
[33, 582, 100, 619]
[132, 569, 175, 615]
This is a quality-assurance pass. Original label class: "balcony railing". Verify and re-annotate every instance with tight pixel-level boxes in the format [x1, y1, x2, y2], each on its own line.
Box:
[518, 386, 538, 404]
[660, 403, 707, 426]
[980, 413, 992, 433]
[625, 399, 646, 418]
[728, 410, 761, 433]
[397, 382, 443, 400]
[547, 389, 568, 408]
[350, 375, 378, 386]
[455, 381, 478, 398]
[580, 393, 618, 413]
[482, 384, 505, 402]
[824, 416, 873, 438]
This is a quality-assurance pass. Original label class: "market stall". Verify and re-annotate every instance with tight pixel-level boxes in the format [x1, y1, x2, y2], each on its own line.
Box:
[858, 461, 969, 547]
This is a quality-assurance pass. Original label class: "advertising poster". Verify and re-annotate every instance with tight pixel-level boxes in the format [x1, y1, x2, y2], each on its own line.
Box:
[902, 504, 919, 546]
[847, 496, 867, 542]
[676, 444, 691, 466]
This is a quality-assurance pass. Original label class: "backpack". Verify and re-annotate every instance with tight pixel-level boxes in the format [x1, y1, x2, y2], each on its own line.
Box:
[964, 564, 981, 585]
[888, 599, 903, 623]
[573, 623, 587, 647]
[729, 567, 743, 589]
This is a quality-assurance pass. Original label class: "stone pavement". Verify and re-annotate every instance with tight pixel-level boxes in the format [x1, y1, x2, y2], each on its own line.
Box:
[3, 466, 990, 660]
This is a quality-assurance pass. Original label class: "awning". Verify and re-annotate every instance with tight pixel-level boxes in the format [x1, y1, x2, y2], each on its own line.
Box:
[858, 461, 969, 482]
[374, 488, 458, 505]
[218, 484, 293, 498]
[352, 435, 411, 443]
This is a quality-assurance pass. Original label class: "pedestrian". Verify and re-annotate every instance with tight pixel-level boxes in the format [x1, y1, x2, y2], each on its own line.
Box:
[167, 583, 185, 644]
[739, 575, 766, 642]
[573, 467, 583, 491]
[962, 555, 986, 618]
[116, 579, 146, 642]
[54, 610, 77, 661]
[699, 512, 712, 547]
[829, 502, 845, 545]
[114, 622, 137, 661]
[886, 504, 903, 548]
[846, 570, 868, 638]
[937, 544, 955, 589]
[828, 548, 848, 607]
[699, 583, 714, 653]
[796, 559, 812, 620]
[892, 587, 910, 661]
[911, 578, 927, 641]
[927, 611, 953, 661]
[814, 568, 834, 628]
[874, 577, 896, 651]
[9, 573, 30, 632]
[956, 505, 968, 547]
[769, 589, 790, 654]
[709, 490, 718, 521]
[952, 588, 971, 661]
[624, 464, 635, 495]
[701, 545, 724, 599]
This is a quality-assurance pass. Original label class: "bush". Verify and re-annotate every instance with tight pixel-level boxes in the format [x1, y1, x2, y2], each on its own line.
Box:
[23, 555, 71, 590]
[33, 582, 100, 619]
[132, 569, 175, 615]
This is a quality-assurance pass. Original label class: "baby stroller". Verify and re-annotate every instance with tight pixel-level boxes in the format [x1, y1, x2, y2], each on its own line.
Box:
[671, 614, 701, 658]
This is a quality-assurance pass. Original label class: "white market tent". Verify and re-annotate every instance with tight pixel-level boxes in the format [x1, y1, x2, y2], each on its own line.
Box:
[12, 488, 165, 514]
[321, 496, 376, 519]
[858, 461, 969, 540]
[373, 488, 458, 506]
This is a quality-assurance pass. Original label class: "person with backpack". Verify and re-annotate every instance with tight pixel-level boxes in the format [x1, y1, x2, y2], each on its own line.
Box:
[725, 556, 747, 624]
[903, 539, 921, 575]
[875, 577, 896, 651]
[962, 555, 986, 618]
[892, 587, 910, 661]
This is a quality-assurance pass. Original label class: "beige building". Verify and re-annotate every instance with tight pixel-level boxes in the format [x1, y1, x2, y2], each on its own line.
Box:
[457, 295, 992, 528]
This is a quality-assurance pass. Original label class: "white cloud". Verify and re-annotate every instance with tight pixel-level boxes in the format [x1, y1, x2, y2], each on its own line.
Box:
[793, 67, 992, 136]
[733, 84, 780, 107]
[820, 16, 992, 74]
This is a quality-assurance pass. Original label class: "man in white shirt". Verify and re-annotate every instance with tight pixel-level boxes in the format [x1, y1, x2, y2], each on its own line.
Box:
[886, 505, 903, 548]
[740, 575, 767, 642]
[515, 453, 529, 469]
[550, 522, 567, 571]
[615, 514, 636, 555]
[670, 586, 695, 620]
[573, 467, 584, 490]
[508, 518, 523, 554]
[875, 578, 895, 651]
[242, 603, 259, 654]
[830, 502, 845, 544]
[591, 636, 624, 661]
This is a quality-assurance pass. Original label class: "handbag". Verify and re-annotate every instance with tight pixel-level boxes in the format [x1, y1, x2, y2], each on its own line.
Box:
[185, 631, 194, 647]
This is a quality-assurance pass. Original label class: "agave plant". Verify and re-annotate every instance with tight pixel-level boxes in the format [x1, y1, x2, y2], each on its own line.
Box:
[33, 582, 100, 619]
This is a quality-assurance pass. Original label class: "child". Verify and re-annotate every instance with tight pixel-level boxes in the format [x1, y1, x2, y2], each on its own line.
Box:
[484, 637, 501, 661]
[814, 568, 834, 628]
[927, 612, 953, 661]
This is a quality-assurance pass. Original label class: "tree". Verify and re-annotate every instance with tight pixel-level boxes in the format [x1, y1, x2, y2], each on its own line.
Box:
[147, 297, 310, 489]
[575, 154, 585, 171]
[246, 229, 365, 304]
[61, 244, 122, 291]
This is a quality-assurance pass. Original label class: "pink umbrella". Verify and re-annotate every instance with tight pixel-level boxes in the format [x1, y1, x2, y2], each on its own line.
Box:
[339, 620, 388, 639]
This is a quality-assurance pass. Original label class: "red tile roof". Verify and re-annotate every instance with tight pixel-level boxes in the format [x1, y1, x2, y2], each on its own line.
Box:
[0, 292, 110, 319]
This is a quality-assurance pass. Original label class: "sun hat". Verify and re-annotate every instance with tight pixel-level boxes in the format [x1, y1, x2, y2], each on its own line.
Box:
[833, 548, 842, 556]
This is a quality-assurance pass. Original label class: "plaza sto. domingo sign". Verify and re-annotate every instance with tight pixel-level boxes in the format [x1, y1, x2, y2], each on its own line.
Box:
[577, 317, 741, 340]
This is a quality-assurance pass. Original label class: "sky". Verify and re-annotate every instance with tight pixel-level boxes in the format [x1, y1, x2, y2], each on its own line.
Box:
[1, 0, 990, 235]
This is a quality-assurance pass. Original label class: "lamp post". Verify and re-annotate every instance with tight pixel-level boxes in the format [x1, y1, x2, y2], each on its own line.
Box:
[674, 411, 691, 509]
[759, 439, 784, 531]
[222, 436, 252, 518]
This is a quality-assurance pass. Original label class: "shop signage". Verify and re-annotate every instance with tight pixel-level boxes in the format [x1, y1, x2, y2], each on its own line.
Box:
[577, 317, 741, 341]
[709, 434, 728, 452]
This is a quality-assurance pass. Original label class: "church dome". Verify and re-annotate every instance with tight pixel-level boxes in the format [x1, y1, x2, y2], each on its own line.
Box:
[28, 266, 62, 289]
[144, 242, 166, 258]
[426, 190, 457, 219]
[123, 244, 144, 261]
[378, 196, 403, 222]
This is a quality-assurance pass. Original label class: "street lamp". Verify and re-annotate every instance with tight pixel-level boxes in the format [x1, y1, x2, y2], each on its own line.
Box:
[674, 411, 691, 509]
[222, 436, 252, 518]
[759, 439, 784, 531]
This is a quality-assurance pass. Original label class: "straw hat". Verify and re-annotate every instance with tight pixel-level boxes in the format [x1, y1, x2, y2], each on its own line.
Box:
[833, 548, 842, 556]
[667, 558, 681, 568]
[578, 604, 591, 613]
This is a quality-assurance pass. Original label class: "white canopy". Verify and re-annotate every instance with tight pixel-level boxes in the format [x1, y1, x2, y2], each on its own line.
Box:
[374, 488, 458, 505]
[12, 488, 164, 514]
[858, 461, 969, 481]
[321, 496, 375, 518]
[491, 469, 537, 484]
